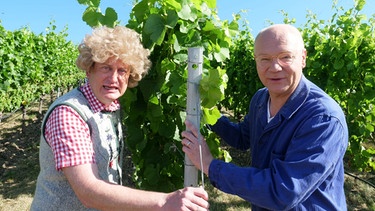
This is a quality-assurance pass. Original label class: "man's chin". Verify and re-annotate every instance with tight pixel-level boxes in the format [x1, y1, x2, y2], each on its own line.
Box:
[103, 94, 120, 102]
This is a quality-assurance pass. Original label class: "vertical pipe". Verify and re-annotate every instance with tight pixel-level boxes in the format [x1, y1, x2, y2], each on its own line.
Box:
[184, 47, 203, 187]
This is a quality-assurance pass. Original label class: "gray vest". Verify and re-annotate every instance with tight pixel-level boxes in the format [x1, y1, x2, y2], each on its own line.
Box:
[31, 88, 123, 211]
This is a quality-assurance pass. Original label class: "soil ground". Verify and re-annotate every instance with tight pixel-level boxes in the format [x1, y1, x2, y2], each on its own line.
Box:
[1, 96, 375, 210]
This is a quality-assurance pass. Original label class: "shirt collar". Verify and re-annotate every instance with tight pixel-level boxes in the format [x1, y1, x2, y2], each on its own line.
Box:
[80, 81, 120, 113]
[259, 75, 309, 123]
[279, 75, 309, 120]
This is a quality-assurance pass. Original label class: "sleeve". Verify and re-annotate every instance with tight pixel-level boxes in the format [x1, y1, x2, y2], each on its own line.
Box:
[208, 114, 347, 210]
[209, 114, 251, 151]
[44, 105, 95, 170]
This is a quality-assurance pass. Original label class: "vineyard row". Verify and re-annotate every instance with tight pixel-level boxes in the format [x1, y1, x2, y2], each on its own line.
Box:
[0, 22, 85, 113]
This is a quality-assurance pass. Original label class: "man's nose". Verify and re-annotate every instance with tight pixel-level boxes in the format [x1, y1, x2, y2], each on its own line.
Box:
[269, 58, 283, 71]
[108, 69, 121, 80]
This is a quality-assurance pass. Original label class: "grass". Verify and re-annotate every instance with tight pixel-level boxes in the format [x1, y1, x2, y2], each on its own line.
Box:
[1, 98, 375, 210]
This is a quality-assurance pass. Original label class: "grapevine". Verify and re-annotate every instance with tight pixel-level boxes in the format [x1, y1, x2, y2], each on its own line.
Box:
[0, 21, 85, 114]
[78, 0, 239, 191]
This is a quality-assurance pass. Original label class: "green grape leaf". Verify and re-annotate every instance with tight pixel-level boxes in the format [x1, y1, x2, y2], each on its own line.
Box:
[144, 14, 167, 45]
[202, 107, 221, 125]
[82, 7, 101, 27]
[101, 7, 118, 27]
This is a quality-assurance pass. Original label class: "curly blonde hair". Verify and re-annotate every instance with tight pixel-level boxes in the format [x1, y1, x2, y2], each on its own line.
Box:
[76, 26, 151, 87]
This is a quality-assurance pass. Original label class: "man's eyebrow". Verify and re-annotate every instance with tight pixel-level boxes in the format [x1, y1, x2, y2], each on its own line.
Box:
[255, 51, 294, 56]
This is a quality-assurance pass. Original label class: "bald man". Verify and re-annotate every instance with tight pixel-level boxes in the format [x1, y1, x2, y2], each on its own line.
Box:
[182, 24, 348, 210]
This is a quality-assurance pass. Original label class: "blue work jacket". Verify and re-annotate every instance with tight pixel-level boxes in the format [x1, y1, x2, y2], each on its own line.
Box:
[209, 76, 348, 211]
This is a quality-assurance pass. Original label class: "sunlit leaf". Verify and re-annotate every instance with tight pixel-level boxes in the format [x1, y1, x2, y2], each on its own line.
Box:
[177, 3, 197, 21]
[101, 7, 118, 27]
[132, 0, 149, 22]
[202, 107, 221, 125]
[165, 0, 181, 11]
[77, 0, 100, 7]
[82, 7, 101, 27]
[213, 47, 230, 62]
[355, 0, 366, 11]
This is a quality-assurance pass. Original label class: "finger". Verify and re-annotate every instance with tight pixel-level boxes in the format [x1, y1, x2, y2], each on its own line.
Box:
[194, 187, 209, 201]
[181, 137, 193, 147]
[184, 140, 192, 147]
[185, 120, 200, 138]
[188, 196, 209, 210]
[181, 131, 198, 145]
[191, 197, 209, 210]
[192, 204, 208, 211]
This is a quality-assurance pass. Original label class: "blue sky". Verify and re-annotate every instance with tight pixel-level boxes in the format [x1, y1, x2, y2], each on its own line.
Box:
[0, 0, 374, 44]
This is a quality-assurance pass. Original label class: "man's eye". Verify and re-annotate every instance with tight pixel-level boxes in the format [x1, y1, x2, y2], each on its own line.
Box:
[260, 57, 271, 62]
[100, 66, 110, 71]
[280, 54, 293, 60]
[118, 68, 127, 75]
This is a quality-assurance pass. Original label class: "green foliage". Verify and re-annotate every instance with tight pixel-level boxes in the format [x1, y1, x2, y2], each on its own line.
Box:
[78, 0, 118, 27]
[301, 0, 375, 171]
[221, 23, 263, 120]
[78, 0, 239, 191]
[126, 0, 238, 191]
[0, 22, 84, 113]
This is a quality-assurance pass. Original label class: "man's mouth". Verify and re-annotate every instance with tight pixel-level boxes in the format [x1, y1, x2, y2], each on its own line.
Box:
[270, 78, 282, 81]
[103, 85, 118, 90]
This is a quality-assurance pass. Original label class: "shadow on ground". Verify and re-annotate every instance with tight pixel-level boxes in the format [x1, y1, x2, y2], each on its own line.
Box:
[0, 110, 42, 199]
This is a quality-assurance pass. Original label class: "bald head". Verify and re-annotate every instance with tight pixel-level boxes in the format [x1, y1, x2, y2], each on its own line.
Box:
[254, 24, 305, 55]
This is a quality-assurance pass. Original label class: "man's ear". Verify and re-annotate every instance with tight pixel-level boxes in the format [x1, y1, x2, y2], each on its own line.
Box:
[302, 48, 307, 68]
[86, 64, 94, 77]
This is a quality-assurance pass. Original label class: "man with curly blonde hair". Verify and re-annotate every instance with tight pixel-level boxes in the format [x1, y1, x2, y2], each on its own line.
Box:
[31, 26, 209, 211]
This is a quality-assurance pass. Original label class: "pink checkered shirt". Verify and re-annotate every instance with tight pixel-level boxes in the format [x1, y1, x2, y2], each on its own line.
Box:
[45, 82, 120, 170]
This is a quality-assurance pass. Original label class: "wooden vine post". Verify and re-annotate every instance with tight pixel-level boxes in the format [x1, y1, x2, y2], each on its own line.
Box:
[184, 47, 203, 187]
